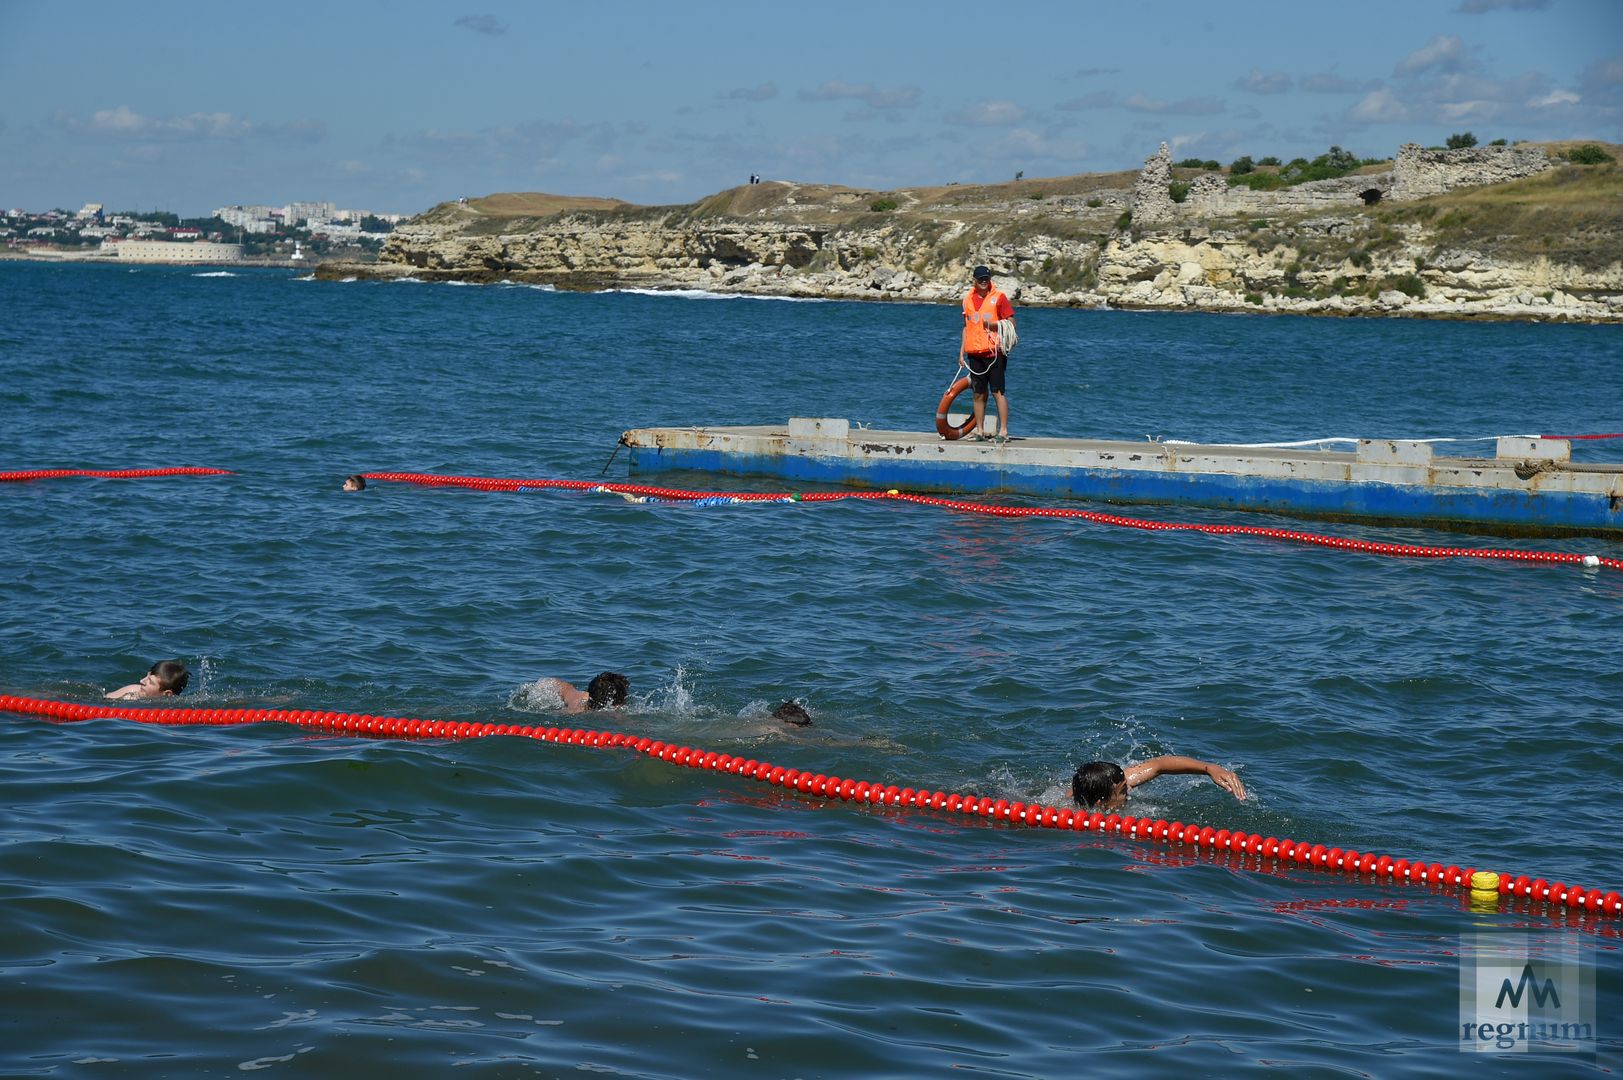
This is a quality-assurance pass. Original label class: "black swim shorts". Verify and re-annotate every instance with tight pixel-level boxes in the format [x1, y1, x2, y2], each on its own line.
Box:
[966, 353, 1006, 395]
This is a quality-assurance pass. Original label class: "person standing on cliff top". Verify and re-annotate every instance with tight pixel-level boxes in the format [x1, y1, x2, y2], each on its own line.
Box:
[957, 265, 1015, 442]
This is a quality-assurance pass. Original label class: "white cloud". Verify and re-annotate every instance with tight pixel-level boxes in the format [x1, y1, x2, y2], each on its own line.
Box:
[799, 81, 920, 110]
[55, 105, 321, 142]
[1439, 99, 1500, 120]
[453, 15, 507, 36]
[1236, 70, 1292, 95]
[1349, 88, 1410, 123]
[1300, 73, 1373, 94]
[1056, 91, 1118, 111]
[1456, 0, 1548, 12]
[1529, 89, 1580, 107]
[1396, 35, 1471, 77]
[1167, 132, 1210, 156]
[999, 127, 1088, 160]
[947, 101, 1029, 127]
[721, 82, 778, 102]
[1123, 92, 1224, 115]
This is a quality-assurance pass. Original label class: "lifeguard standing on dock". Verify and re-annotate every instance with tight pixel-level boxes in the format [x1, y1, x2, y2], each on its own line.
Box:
[958, 265, 1015, 442]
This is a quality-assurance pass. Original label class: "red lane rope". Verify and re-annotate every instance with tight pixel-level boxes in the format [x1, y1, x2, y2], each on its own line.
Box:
[0, 468, 233, 483]
[3, 693, 1618, 920]
[363, 473, 1623, 573]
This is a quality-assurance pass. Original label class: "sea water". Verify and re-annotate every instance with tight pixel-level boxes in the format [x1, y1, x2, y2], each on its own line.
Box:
[1, 260, 1620, 1076]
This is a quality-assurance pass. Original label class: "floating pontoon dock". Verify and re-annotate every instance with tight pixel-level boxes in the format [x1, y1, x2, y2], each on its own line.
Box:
[621, 418, 1623, 539]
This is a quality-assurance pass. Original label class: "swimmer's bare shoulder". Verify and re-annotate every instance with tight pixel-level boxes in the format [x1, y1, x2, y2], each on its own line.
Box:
[546, 678, 591, 714]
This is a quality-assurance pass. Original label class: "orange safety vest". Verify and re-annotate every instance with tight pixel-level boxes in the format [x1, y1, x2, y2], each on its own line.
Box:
[962, 288, 1008, 357]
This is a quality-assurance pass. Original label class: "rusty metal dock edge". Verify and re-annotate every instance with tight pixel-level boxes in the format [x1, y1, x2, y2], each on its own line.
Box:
[622, 419, 1623, 539]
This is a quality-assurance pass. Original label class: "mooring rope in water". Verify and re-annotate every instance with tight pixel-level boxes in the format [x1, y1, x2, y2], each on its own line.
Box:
[2, 693, 1617, 920]
[0, 467, 234, 483]
[362, 472, 1623, 574]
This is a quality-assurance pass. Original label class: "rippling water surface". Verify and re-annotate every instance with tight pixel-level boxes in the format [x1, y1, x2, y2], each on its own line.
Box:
[2, 262, 1620, 1077]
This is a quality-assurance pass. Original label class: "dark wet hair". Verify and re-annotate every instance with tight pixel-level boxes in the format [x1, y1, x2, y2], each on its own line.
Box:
[1071, 761, 1125, 808]
[344, 474, 366, 490]
[149, 660, 189, 695]
[772, 701, 812, 726]
[586, 671, 629, 709]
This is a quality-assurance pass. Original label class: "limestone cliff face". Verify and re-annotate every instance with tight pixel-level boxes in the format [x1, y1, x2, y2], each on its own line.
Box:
[322, 143, 1622, 322]
[1094, 226, 1622, 319]
[386, 221, 826, 279]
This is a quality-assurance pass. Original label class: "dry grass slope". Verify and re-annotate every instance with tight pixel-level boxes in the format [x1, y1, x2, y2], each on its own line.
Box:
[1383, 152, 1622, 270]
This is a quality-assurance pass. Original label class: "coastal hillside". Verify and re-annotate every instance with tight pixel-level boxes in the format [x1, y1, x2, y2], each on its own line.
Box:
[320, 140, 1623, 322]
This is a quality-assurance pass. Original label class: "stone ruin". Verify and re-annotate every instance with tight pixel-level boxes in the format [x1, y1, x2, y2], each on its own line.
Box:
[1389, 142, 1550, 199]
[1126, 140, 1552, 225]
[1130, 143, 1177, 226]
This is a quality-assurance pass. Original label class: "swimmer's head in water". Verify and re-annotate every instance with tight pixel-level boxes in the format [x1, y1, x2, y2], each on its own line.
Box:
[146, 659, 190, 696]
[772, 701, 812, 726]
[586, 671, 629, 709]
[343, 475, 366, 491]
[1071, 761, 1126, 809]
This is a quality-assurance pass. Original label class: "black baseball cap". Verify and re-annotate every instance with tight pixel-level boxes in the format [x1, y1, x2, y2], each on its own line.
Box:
[972, 265, 991, 280]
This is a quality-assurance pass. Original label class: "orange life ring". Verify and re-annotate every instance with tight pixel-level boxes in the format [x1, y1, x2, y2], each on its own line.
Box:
[935, 376, 976, 440]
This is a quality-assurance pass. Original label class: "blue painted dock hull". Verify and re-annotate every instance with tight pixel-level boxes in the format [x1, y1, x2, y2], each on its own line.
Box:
[623, 422, 1623, 540]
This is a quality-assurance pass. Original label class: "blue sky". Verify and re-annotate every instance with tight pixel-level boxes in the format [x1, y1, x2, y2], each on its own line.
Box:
[2, 0, 1618, 216]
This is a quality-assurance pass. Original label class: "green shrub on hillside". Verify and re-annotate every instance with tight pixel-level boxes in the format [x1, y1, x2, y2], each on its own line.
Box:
[1229, 156, 1255, 175]
[1257, 156, 1281, 166]
[1230, 172, 1284, 190]
[1229, 145, 1365, 189]
[1566, 144, 1614, 165]
[1168, 181, 1190, 203]
[869, 198, 899, 212]
[1388, 273, 1426, 298]
[1446, 132, 1478, 149]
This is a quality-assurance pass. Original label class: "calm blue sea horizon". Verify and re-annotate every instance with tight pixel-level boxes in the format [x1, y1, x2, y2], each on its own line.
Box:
[2, 260, 1620, 1077]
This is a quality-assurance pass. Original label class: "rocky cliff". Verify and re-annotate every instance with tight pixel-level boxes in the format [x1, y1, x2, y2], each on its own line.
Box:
[318, 140, 1623, 322]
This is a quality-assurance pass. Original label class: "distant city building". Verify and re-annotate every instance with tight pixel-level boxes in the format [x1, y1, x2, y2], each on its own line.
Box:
[309, 222, 362, 238]
[285, 201, 336, 225]
[212, 202, 402, 230]
[76, 203, 104, 220]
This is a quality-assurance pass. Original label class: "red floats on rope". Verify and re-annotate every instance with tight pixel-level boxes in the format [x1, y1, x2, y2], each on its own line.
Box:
[0, 467, 233, 483]
[365, 473, 1623, 575]
[934, 376, 976, 441]
[6, 690, 1616, 919]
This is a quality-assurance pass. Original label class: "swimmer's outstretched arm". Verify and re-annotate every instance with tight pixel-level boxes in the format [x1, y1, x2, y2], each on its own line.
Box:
[105, 683, 143, 700]
[1125, 755, 1246, 801]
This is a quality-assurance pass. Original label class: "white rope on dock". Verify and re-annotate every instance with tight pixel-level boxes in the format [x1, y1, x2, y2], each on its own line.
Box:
[1159, 433, 1540, 450]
